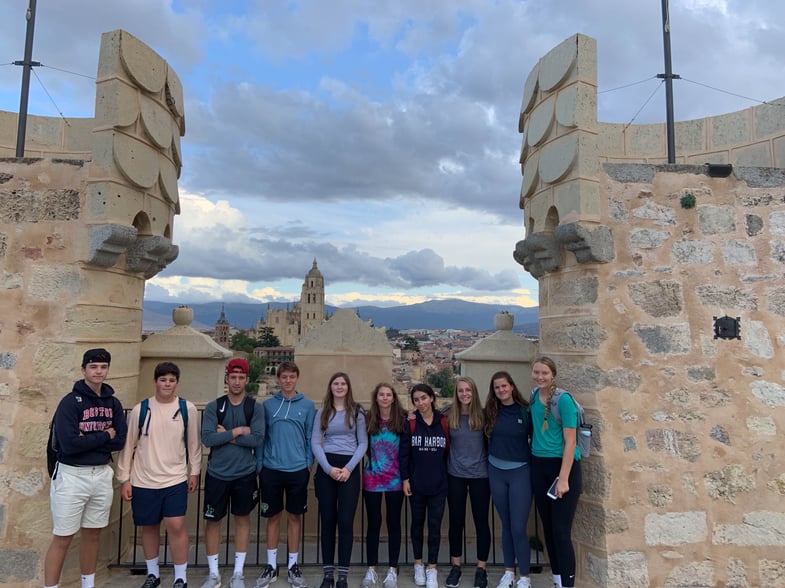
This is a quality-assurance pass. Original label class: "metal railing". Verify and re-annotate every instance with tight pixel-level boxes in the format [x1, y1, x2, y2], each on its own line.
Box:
[111, 409, 548, 572]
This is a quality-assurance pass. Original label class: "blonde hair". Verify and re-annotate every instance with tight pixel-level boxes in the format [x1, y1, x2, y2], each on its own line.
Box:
[533, 356, 558, 432]
[448, 376, 484, 431]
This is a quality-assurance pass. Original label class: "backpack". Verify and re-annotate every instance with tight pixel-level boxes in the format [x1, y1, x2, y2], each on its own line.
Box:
[531, 388, 592, 458]
[211, 395, 257, 461]
[408, 412, 450, 452]
[139, 397, 189, 463]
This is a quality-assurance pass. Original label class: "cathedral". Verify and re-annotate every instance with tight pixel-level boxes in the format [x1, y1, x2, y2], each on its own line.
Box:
[256, 259, 327, 346]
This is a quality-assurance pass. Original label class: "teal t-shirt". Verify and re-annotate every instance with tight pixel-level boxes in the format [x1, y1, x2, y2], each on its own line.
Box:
[530, 389, 581, 461]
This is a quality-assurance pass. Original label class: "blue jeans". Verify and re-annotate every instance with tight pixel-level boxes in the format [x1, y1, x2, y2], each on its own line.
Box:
[488, 463, 532, 574]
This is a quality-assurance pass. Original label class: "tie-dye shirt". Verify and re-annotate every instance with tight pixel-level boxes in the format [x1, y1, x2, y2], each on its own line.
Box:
[362, 419, 402, 492]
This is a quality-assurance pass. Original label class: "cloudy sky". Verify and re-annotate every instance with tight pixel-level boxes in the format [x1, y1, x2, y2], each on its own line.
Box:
[1, 1, 783, 308]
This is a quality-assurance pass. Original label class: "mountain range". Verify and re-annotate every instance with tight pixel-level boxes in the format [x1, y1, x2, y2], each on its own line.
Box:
[143, 299, 539, 334]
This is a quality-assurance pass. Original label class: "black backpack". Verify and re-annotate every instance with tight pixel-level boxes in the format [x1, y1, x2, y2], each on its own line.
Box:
[210, 395, 256, 461]
[47, 417, 59, 479]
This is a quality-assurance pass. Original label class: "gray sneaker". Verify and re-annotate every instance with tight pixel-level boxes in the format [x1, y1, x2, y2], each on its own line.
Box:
[361, 568, 378, 588]
[382, 568, 397, 588]
[255, 565, 279, 588]
[230, 574, 246, 588]
[201, 574, 222, 588]
[288, 564, 307, 588]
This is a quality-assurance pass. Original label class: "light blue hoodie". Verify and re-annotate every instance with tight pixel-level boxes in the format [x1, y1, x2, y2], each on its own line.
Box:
[258, 391, 315, 472]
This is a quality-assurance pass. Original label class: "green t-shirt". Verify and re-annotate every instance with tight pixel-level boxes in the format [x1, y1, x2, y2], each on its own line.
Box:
[530, 389, 581, 461]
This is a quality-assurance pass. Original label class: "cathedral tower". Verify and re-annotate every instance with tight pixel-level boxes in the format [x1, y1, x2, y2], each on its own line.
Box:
[299, 259, 325, 335]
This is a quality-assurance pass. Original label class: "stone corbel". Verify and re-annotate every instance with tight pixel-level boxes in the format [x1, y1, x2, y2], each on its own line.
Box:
[513, 232, 563, 278]
[555, 222, 615, 264]
[127, 235, 178, 278]
[87, 224, 138, 267]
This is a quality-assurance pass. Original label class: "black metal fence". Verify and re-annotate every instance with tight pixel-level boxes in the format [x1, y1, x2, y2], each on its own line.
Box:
[111, 408, 548, 572]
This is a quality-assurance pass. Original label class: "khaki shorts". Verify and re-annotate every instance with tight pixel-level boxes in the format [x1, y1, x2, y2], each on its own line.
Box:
[50, 463, 114, 536]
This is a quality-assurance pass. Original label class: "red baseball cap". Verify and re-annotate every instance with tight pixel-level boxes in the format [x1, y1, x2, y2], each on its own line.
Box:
[226, 358, 249, 374]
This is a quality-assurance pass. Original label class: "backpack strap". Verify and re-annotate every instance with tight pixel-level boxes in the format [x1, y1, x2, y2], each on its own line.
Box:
[242, 396, 255, 427]
[550, 389, 564, 426]
[138, 398, 150, 436]
[178, 397, 189, 465]
[440, 413, 450, 452]
[216, 394, 229, 427]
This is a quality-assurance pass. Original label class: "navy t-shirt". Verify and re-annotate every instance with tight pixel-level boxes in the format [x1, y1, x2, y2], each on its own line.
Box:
[488, 403, 531, 464]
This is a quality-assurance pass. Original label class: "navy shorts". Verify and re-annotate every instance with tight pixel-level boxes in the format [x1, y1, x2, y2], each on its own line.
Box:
[203, 471, 259, 520]
[132, 481, 188, 526]
[259, 467, 310, 517]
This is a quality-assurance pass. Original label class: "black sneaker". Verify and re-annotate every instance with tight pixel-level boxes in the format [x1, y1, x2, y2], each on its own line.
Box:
[336, 578, 348, 588]
[288, 564, 307, 588]
[141, 575, 161, 588]
[446, 566, 462, 588]
[473, 568, 487, 588]
[256, 565, 280, 588]
[320, 576, 335, 588]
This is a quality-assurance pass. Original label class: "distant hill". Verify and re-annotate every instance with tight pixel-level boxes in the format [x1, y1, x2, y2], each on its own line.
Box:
[143, 299, 539, 335]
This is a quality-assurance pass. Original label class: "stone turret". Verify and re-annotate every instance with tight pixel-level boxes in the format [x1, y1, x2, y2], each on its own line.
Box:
[516, 34, 785, 587]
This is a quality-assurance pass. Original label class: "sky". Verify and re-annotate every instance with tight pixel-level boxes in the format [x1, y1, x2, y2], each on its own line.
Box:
[1, 0, 783, 309]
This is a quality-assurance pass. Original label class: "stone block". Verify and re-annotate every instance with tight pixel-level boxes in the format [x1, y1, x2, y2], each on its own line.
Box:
[0, 188, 80, 222]
[759, 559, 785, 588]
[604, 551, 649, 587]
[64, 305, 141, 340]
[723, 240, 757, 265]
[539, 317, 606, 352]
[687, 366, 715, 381]
[671, 239, 713, 264]
[0, 232, 6, 257]
[735, 166, 785, 188]
[0, 436, 5, 462]
[634, 324, 690, 355]
[743, 320, 773, 359]
[699, 387, 731, 407]
[630, 228, 670, 249]
[626, 123, 665, 157]
[675, 118, 706, 152]
[695, 285, 757, 310]
[771, 240, 785, 263]
[555, 221, 613, 263]
[623, 436, 637, 451]
[646, 429, 701, 462]
[645, 511, 707, 545]
[554, 180, 601, 224]
[766, 474, 785, 495]
[727, 557, 750, 588]
[33, 343, 78, 380]
[710, 425, 730, 446]
[628, 280, 683, 318]
[0, 549, 38, 582]
[750, 381, 785, 407]
[774, 135, 785, 168]
[754, 102, 785, 138]
[713, 511, 785, 545]
[0, 353, 16, 369]
[747, 416, 776, 435]
[609, 198, 629, 222]
[26, 264, 82, 301]
[647, 484, 673, 507]
[547, 274, 598, 306]
[573, 501, 605, 544]
[604, 368, 641, 391]
[745, 214, 763, 236]
[633, 199, 676, 225]
[697, 205, 736, 234]
[556, 83, 597, 131]
[581, 458, 610, 498]
[664, 561, 714, 587]
[604, 162, 656, 184]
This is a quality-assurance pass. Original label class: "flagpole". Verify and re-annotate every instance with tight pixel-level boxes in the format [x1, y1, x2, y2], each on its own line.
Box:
[15, 0, 38, 158]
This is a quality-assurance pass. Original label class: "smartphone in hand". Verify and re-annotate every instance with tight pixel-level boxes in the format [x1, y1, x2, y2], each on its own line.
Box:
[547, 476, 559, 499]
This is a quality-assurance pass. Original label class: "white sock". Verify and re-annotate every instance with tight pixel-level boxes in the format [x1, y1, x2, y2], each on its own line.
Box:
[174, 562, 187, 582]
[268, 548, 278, 568]
[288, 552, 299, 569]
[81, 573, 95, 588]
[234, 552, 247, 575]
[146, 557, 160, 578]
[207, 554, 219, 576]
[553, 574, 562, 587]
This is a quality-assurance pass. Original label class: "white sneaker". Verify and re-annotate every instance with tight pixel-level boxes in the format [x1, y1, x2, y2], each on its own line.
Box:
[414, 564, 426, 587]
[201, 573, 222, 588]
[425, 568, 438, 588]
[496, 571, 515, 588]
[516, 578, 531, 588]
[362, 568, 378, 588]
[383, 568, 397, 588]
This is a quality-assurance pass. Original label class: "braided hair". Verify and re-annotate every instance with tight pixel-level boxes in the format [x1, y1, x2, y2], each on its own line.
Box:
[533, 356, 558, 432]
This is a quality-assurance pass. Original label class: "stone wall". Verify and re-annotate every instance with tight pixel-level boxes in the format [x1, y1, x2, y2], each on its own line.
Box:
[516, 34, 785, 587]
[0, 30, 183, 586]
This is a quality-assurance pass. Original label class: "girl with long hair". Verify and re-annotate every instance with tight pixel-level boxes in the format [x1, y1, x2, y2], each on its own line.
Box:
[361, 383, 407, 588]
[311, 373, 368, 588]
[530, 357, 581, 588]
[400, 383, 449, 588]
[484, 372, 533, 588]
[443, 376, 491, 588]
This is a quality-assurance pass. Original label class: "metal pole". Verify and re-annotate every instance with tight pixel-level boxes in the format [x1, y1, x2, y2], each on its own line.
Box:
[660, 0, 677, 164]
[15, 0, 38, 158]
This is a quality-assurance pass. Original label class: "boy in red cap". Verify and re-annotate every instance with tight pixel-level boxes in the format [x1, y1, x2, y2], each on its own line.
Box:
[199, 357, 265, 588]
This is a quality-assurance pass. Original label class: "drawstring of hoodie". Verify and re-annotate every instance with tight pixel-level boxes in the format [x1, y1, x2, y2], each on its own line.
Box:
[272, 396, 294, 419]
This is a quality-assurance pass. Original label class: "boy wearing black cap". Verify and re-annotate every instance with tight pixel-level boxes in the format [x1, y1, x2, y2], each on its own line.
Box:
[44, 348, 128, 588]
[199, 358, 265, 588]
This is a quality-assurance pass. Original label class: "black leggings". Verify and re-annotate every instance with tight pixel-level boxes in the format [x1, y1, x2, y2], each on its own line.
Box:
[409, 494, 446, 565]
[446, 475, 491, 562]
[363, 490, 404, 568]
[531, 456, 581, 588]
[314, 453, 361, 567]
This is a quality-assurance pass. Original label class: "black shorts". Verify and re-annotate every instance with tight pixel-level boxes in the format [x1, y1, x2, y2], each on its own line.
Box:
[132, 482, 188, 526]
[259, 467, 310, 517]
[203, 471, 259, 520]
